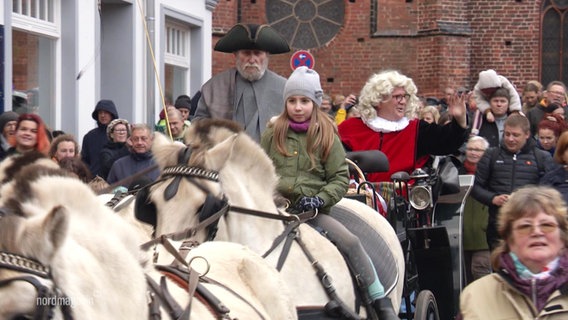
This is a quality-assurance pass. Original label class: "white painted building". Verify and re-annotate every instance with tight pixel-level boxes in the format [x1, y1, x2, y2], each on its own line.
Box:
[1, 0, 218, 142]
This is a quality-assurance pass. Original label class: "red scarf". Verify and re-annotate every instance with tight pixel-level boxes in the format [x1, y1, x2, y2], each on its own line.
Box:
[463, 160, 477, 174]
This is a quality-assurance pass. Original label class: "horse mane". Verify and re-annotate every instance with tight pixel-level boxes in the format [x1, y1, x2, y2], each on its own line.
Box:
[0, 151, 58, 184]
[3, 164, 75, 207]
[190, 118, 243, 144]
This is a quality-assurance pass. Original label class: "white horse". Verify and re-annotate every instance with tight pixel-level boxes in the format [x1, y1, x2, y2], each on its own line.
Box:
[147, 119, 405, 317]
[0, 162, 296, 319]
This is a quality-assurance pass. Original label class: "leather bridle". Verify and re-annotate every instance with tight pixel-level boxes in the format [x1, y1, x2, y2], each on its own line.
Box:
[0, 208, 74, 320]
[0, 252, 74, 320]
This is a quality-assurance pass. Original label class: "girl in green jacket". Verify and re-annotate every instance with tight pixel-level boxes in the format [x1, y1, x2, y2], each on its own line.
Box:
[260, 66, 399, 320]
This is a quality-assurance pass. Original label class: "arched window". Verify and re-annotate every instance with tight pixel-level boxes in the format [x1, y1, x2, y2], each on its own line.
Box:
[541, 0, 568, 86]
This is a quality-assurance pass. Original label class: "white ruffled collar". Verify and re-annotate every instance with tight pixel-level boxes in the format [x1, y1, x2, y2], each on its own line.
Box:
[363, 116, 410, 133]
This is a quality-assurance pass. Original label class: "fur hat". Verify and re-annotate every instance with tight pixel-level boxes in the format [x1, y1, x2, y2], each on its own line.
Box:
[0, 111, 19, 131]
[283, 66, 323, 107]
[214, 23, 290, 54]
[477, 69, 501, 97]
[106, 119, 131, 141]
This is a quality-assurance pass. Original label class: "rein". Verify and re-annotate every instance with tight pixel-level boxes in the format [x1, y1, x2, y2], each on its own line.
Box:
[0, 252, 74, 320]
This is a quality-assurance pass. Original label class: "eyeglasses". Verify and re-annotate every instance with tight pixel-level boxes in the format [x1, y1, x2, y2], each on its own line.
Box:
[113, 129, 127, 133]
[131, 136, 149, 142]
[392, 94, 411, 102]
[514, 222, 559, 236]
[466, 148, 485, 152]
[548, 91, 566, 97]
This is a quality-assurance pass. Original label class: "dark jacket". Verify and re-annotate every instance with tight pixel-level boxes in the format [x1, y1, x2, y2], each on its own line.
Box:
[99, 142, 129, 180]
[526, 102, 568, 138]
[106, 151, 159, 186]
[81, 100, 119, 177]
[476, 114, 501, 148]
[541, 164, 568, 204]
[472, 139, 553, 210]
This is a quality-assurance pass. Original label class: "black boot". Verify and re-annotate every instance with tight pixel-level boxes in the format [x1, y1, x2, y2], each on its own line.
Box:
[373, 297, 400, 320]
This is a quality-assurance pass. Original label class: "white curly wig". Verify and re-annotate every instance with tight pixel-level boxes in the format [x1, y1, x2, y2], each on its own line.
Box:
[358, 70, 419, 121]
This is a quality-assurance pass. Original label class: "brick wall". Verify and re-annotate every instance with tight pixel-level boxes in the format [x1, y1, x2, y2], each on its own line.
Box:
[210, 0, 542, 99]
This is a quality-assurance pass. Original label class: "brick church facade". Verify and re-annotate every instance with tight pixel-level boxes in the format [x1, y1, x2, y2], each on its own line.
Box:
[210, 0, 565, 99]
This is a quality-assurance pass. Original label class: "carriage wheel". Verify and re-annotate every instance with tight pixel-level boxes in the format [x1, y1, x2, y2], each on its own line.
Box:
[413, 290, 440, 320]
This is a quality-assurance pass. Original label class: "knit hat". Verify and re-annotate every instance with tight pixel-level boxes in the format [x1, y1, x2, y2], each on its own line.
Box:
[174, 96, 191, 111]
[0, 111, 19, 131]
[283, 66, 323, 107]
[106, 118, 131, 140]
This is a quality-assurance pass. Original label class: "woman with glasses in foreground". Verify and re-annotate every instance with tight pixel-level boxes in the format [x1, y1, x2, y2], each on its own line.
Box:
[459, 185, 568, 319]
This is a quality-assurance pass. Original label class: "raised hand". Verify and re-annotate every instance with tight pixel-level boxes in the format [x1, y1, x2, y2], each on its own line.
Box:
[447, 92, 469, 128]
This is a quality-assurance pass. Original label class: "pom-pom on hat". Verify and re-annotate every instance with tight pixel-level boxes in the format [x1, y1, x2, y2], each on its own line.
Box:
[283, 66, 323, 107]
[214, 23, 290, 54]
[477, 69, 502, 97]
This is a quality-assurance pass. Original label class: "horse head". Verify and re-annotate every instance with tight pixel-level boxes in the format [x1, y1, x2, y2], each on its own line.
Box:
[0, 164, 149, 320]
[0, 205, 70, 319]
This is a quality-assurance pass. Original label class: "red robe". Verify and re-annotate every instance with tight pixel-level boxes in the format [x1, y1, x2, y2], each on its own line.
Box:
[339, 118, 428, 182]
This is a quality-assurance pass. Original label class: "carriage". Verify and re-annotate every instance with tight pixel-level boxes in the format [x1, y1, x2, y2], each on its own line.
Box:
[345, 150, 474, 320]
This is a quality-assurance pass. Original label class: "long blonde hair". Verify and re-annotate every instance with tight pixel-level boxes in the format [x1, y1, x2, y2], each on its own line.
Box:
[269, 104, 337, 169]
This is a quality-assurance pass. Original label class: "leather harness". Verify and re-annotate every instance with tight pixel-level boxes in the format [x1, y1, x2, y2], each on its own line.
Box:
[136, 146, 363, 319]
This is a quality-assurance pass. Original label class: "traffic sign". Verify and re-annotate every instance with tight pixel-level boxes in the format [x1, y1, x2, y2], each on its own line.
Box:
[290, 50, 315, 70]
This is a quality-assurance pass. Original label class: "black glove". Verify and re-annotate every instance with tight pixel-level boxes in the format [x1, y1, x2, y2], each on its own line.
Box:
[296, 196, 325, 212]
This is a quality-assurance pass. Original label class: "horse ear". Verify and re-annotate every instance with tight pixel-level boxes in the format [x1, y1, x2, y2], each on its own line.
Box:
[42, 206, 69, 251]
[19, 206, 69, 263]
[205, 133, 239, 170]
[152, 132, 186, 169]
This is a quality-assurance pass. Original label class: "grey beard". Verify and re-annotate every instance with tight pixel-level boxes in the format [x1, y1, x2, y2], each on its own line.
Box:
[237, 68, 266, 82]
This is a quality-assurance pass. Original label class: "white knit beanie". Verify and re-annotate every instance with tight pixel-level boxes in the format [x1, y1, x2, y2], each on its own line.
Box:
[283, 66, 323, 107]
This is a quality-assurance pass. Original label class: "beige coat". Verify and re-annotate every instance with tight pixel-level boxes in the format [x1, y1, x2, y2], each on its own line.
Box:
[460, 273, 568, 319]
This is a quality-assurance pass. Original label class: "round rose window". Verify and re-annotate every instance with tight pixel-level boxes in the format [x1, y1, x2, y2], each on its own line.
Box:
[266, 0, 345, 49]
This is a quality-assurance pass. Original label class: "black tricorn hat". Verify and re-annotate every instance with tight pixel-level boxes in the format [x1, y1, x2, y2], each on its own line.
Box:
[214, 23, 290, 54]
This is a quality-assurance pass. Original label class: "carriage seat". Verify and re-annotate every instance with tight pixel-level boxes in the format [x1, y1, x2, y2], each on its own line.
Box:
[345, 150, 389, 174]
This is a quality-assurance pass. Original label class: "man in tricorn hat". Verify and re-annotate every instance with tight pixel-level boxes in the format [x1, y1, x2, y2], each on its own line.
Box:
[193, 23, 290, 142]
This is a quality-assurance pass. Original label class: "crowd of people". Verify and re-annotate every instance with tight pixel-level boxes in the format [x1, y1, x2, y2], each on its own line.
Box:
[3, 21, 568, 319]
[0, 94, 188, 193]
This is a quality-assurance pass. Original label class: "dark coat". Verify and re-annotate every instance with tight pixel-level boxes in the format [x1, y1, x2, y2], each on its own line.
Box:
[526, 102, 568, 138]
[99, 142, 129, 180]
[540, 164, 568, 204]
[472, 139, 554, 209]
[477, 115, 501, 148]
[81, 100, 119, 177]
[106, 152, 159, 186]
